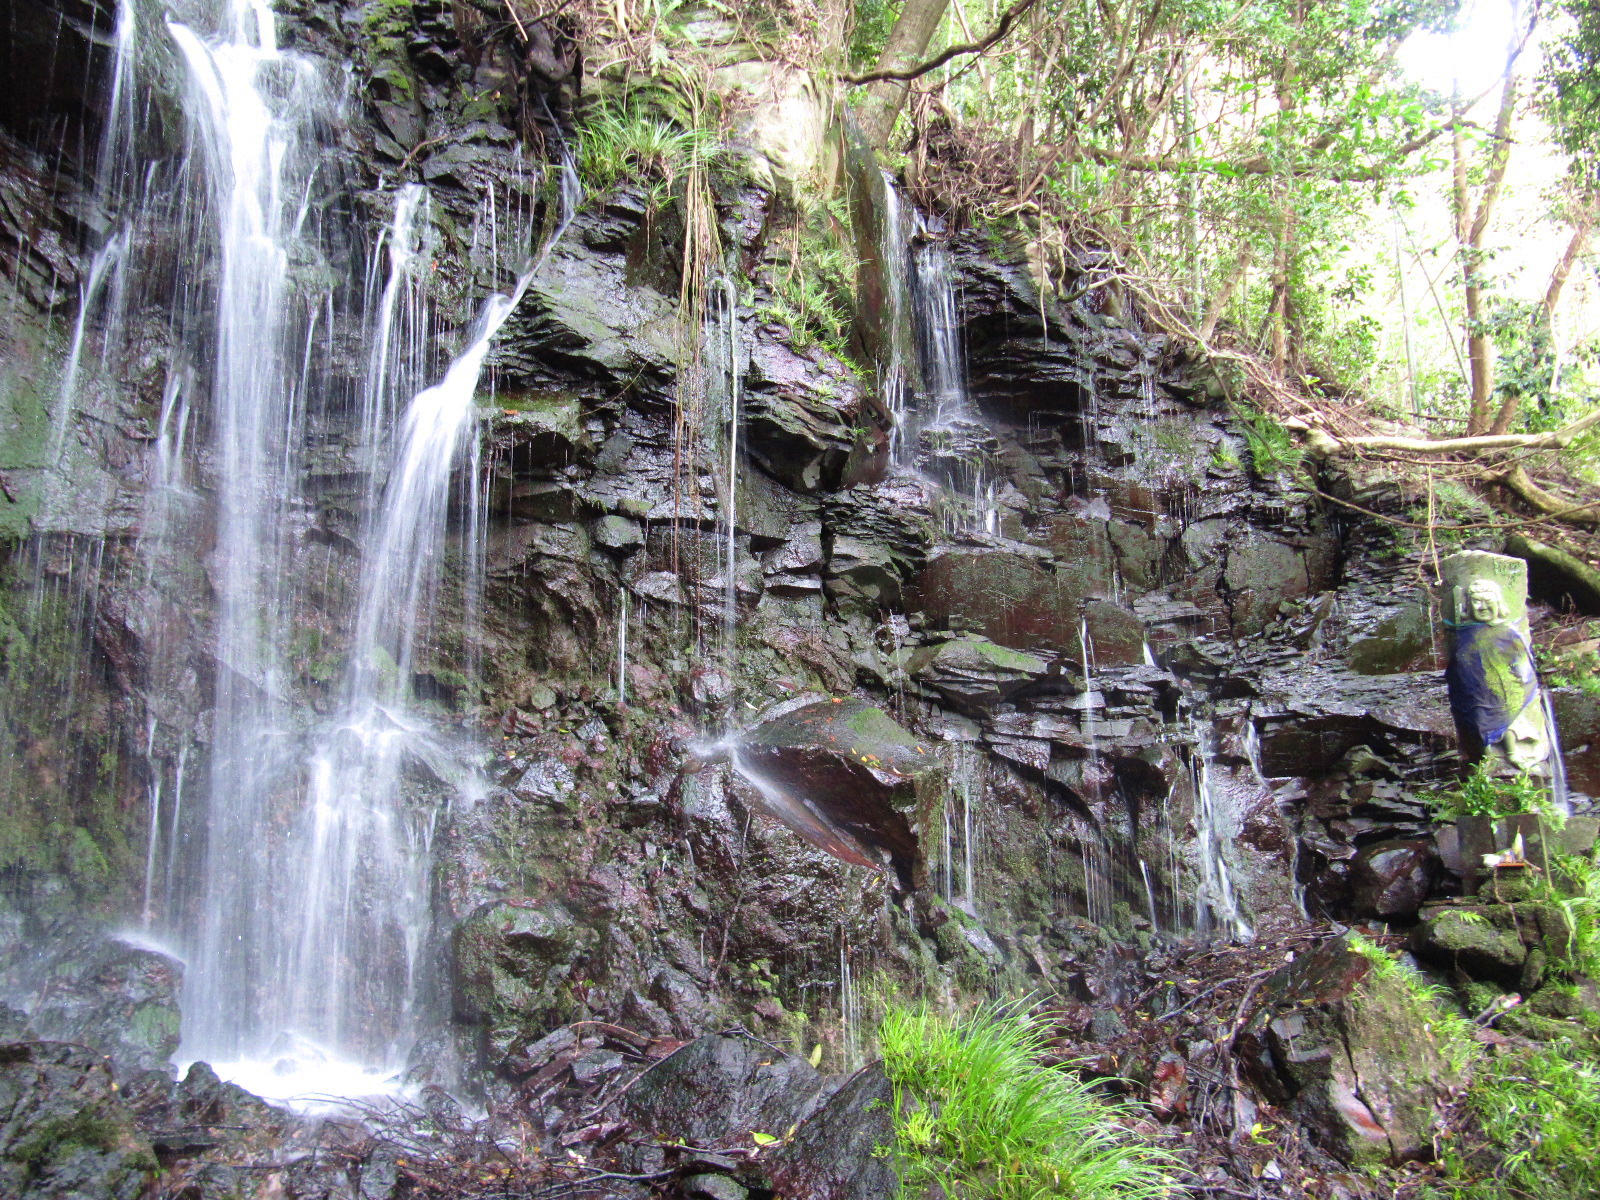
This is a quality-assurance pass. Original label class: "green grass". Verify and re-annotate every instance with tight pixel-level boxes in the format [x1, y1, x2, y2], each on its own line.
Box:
[1549, 850, 1600, 977]
[1347, 933, 1479, 1074]
[754, 197, 858, 358]
[878, 1003, 1177, 1199]
[1542, 633, 1600, 696]
[577, 99, 720, 203]
[1433, 1040, 1600, 1199]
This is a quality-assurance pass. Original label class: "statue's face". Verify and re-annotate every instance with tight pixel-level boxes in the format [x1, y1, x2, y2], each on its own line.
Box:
[1467, 580, 1506, 624]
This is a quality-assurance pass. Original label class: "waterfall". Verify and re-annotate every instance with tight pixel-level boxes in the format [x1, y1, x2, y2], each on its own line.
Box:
[838, 926, 863, 1071]
[711, 277, 742, 676]
[1078, 615, 1102, 782]
[879, 196, 999, 535]
[50, 233, 125, 466]
[141, 716, 161, 926]
[616, 585, 630, 705]
[207, 151, 581, 1091]
[1138, 858, 1161, 934]
[937, 747, 982, 912]
[30, 0, 596, 1097]
[1190, 725, 1251, 940]
[166, 0, 345, 1067]
[877, 173, 915, 459]
[360, 184, 436, 496]
[911, 239, 968, 428]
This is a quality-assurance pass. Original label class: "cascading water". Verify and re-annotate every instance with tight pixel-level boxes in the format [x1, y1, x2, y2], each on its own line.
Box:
[908, 233, 1000, 535]
[51, 232, 125, 466]
[616, 586, 630, 706]
[41, 0, 590, 1099]
[211, 151, 582, 1096]
[874, 179, 1000, 535]
[911, 237, 968, 429]
[1189, 724, 1252, 940]
[710, 277, 743, 677]
[166, 0, 343, 1069]
[876, 172, 915, 458]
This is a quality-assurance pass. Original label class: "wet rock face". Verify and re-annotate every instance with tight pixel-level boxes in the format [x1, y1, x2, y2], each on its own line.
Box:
[0, 1041, 157, 1200]
[452, 899, 592, 1071]
[0, 923, 184, 1076]
[1243, 936, 1464, 1166]
[8, 3, 1577, 1174]
[622, 1033, 837, 1147]
[735, 698, 940, 883]
[1347, 840, 1437, 919]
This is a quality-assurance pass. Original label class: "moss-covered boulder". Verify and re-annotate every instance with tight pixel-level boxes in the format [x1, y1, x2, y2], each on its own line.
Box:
[14, 929, 183, 1075]
[451, 899, 594, 1073]
[908, 634, 1051, 715]
[0, 1041, 156, 1200]
[1243, 935, 1467, 1166]
[1411, 900, 1573, 987]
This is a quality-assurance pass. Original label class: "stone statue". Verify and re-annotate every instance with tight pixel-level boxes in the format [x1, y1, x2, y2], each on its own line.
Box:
[1439, 551, 1551, 777]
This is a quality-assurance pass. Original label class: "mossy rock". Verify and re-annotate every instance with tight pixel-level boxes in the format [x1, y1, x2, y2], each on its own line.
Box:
[907, 634, 1050, 715]
[1411, 906, 1531, 985]
[1252, 936, 1468, 1166]
[0, 1042, 156, 1199]
[451, 898, 593, 1070]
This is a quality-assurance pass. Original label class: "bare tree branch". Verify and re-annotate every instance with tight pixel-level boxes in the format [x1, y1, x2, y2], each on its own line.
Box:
[1493, 465, 1600, 525]
[844, 0, 1039, 85]
[1285, 405, 1600, 457]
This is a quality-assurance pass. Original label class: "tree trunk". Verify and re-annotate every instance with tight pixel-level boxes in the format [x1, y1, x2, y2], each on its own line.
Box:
[1456, 69, 1519, 434]
[857, 0, 953, 148]
[1489, 206, 1598, 432]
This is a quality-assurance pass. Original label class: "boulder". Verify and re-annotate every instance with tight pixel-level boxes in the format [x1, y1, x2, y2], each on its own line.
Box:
[909, 635, 1052, 715]
[2, 927, 183, 1075]
[1244, 936, 1465, 1166]
[1411, 900, 1573, 986]
[1347, 840, 1437, 919]
[451, 899, 592, 1071]
[822, 483, 933, 613]
[0, 1041, 156, 1200]
[621, 1033, 836, 1147]
[734, 697, 941, 883]
[744, 337, 865, 493]
[764, 1063, 898, 1200]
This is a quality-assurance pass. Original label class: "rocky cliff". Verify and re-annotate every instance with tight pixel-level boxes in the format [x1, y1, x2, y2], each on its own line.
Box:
[0, 1, 1596, 1197]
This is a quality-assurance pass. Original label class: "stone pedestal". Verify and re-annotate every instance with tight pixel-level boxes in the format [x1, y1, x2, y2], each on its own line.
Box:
[1439, 551, 1550, 777]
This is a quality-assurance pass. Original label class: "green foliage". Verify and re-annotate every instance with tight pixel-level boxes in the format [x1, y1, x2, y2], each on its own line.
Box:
[1538, 627, 1600, 694]
[578, 92, 721, 205]
[849, 0, 898, 67]
[1434, 1040, 1600, 1199]
[1541, 0, 1600, 178]
[755, 196, 858, 357]
[1550, 851, 1600, 977]
[1235, 407, 1303, 478]
[878, 1002, 1177, 1199]
[1421, 761, 1558, 821]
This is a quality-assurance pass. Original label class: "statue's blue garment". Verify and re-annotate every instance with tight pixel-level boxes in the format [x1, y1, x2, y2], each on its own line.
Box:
[1445, 620, 1537, 750]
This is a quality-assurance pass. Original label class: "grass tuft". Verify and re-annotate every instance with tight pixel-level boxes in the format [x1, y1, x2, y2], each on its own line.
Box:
[1433, 1040, 1600, 1199]
[879, 1002, 1178, 1199]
